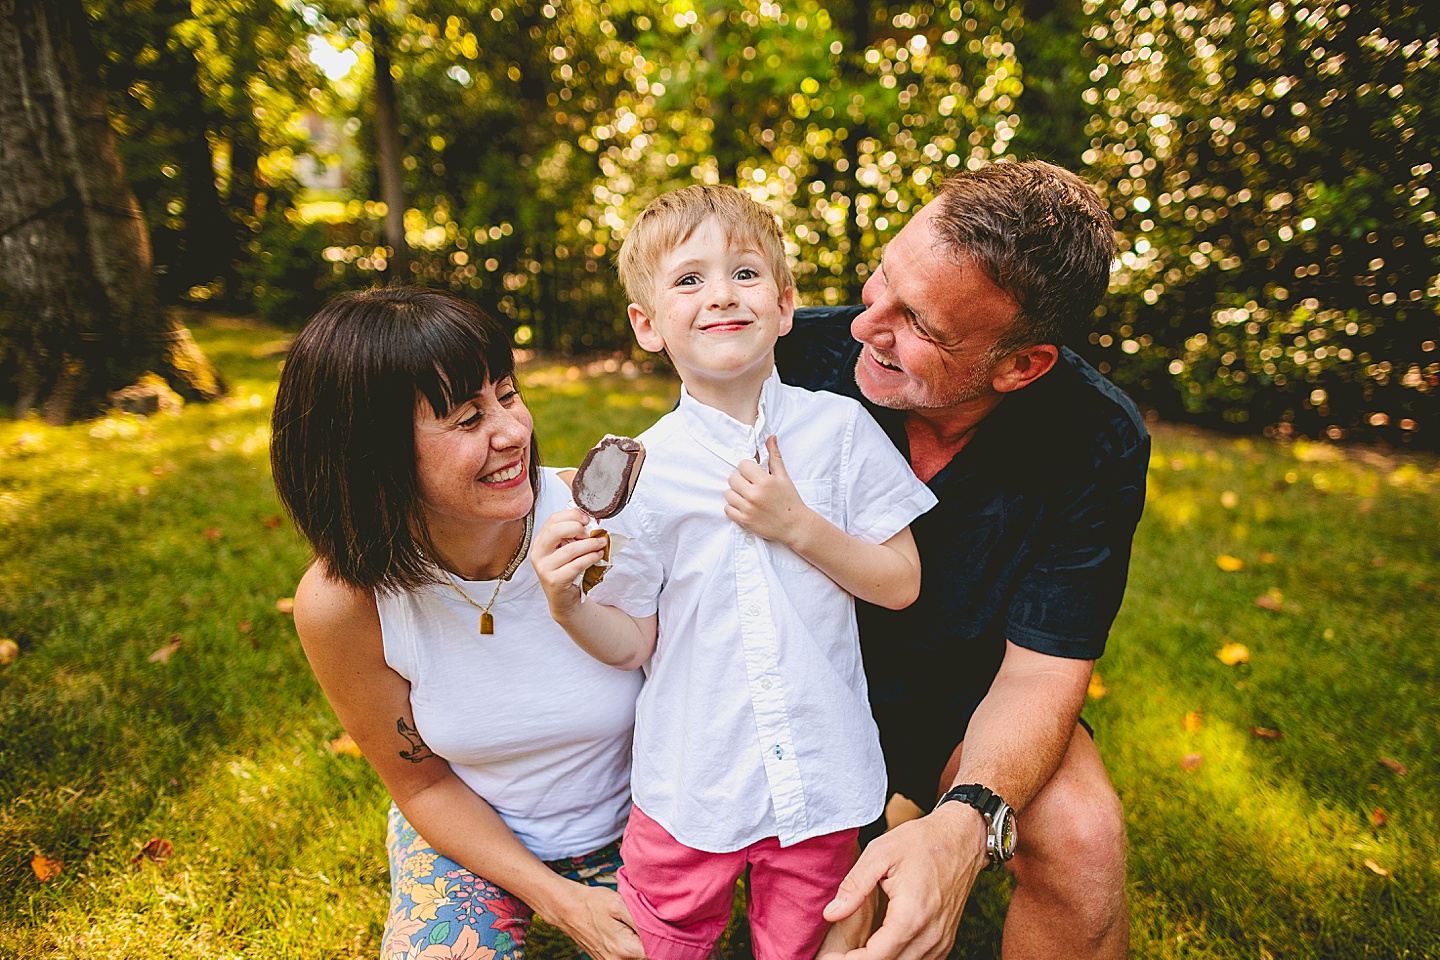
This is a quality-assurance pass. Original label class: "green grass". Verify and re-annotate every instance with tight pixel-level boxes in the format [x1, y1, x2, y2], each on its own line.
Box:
[1, 316, 1437, 958]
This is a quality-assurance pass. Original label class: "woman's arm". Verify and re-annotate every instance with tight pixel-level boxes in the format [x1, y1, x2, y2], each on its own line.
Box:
[293, 564, 644, 960]
[530, 507, 658, 671]
[725, 436, 922, 610]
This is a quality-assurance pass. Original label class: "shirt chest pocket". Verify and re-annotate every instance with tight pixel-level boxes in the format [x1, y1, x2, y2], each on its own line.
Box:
[765, 478, 835, 572]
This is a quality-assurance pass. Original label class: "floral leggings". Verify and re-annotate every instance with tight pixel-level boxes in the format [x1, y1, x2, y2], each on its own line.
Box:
[381, 804, 624, 960]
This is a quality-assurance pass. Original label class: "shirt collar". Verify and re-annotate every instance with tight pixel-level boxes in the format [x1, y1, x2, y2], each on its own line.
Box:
[677, 367, 785, 467]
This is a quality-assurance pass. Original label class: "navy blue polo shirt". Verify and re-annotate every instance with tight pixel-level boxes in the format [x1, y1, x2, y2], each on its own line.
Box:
[776, 306, 1150, 807]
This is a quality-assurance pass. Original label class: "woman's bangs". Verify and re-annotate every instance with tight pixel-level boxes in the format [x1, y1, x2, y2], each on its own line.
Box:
[414, 307, 515, 418]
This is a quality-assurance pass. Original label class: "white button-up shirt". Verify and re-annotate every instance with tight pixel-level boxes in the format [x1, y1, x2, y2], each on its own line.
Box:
[591, 370, 937, 851]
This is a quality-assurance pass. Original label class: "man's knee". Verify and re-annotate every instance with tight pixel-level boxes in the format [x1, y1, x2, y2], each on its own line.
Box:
[1011, 743, 1126, 884]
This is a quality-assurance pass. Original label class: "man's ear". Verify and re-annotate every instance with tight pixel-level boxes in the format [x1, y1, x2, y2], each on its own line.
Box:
[991, 343, 1059, 394]
[777, 286, 795, 338]
[628, 303, 666, 354]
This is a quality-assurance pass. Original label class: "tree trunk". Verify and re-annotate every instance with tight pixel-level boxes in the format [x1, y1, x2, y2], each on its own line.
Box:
[0, 0, 224, 422]
[370, 11, 410, 283]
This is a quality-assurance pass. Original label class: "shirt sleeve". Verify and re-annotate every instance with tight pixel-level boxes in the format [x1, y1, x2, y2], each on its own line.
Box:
[583, 499, 664, 619]
[1004, 431, 1150, 660]
[841, 401, 938, 543]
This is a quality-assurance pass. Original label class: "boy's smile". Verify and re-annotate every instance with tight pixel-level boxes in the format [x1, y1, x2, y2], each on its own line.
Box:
[628, 217, 794, 420]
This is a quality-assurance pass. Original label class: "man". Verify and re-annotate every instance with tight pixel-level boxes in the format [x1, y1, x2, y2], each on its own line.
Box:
[775, 159, 1149, 960]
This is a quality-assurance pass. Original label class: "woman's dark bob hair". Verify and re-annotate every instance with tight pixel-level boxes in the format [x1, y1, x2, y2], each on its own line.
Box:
[271, 286, 540, 593]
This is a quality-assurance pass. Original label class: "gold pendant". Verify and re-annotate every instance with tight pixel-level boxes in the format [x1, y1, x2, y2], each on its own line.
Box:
[479, 611, 494, 635]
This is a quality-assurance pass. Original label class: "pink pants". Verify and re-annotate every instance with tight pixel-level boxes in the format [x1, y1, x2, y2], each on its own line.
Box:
[617, 805, 860, 960]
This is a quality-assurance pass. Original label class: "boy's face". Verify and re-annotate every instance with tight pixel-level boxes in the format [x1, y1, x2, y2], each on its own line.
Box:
[628, 217, 794, 399]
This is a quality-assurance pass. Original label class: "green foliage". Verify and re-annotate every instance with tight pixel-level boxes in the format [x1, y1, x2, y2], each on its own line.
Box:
[2, 319, 1438, 956]
[1081, 0, 1440, 445]
[71, 0, 1440, 438]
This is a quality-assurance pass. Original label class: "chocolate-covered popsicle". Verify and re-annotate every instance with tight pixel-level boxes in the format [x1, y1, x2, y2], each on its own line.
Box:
[573, 435, 646, 519]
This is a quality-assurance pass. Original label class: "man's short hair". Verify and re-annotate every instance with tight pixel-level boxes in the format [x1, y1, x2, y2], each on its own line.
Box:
[931, 160, 1116, 352]
[270, 286, 539, 593]
[617, 184, 794, 319]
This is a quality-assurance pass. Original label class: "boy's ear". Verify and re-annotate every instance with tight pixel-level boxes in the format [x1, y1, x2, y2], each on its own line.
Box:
[777, 286, 795, 338]
[628, 303, 666, 353]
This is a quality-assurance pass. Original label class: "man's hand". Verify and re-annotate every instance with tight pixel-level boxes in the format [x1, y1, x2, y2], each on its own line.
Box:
[724, 435, 816, 546]
[821, 804, 989, 960]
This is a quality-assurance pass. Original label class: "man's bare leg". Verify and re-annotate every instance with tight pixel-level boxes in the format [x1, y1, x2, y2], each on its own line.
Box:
[938, 725, 1129, 960]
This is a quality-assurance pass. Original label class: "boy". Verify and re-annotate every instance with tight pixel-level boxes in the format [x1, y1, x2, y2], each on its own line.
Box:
[531, 184, 936, 960]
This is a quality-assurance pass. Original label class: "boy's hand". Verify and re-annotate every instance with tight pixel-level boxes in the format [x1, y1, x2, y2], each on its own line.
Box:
[725, 436, 817, 547]
[530, 507, 609, 620]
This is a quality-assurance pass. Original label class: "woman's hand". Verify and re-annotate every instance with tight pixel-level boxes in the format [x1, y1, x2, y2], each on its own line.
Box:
[530, 507, 609, 621]
[545, 881, 647, 960]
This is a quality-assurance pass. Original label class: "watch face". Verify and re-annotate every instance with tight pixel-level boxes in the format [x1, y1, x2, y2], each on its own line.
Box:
[997, 806, 1018, 859]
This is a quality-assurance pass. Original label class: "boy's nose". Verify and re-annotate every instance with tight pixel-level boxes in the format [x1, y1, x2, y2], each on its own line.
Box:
[707, 278, 738, 308]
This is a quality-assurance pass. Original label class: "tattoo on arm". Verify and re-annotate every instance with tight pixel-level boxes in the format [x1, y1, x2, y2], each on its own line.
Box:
[397, 717, 436, 762]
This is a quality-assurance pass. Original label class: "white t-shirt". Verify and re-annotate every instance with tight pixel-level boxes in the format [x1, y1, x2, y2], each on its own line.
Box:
[377, 468, 642, 861]
[591, 370, 938, 852]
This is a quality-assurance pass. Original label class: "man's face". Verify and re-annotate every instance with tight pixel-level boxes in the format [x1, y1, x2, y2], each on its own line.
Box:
[851, 201, 1022, 411]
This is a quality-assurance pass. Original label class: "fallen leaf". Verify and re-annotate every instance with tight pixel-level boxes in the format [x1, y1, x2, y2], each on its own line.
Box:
[1216, 642, 1251, 666]
[1370, 808, 1389, 829]
[1183, 710, 1203, 734]
[1364, 859, 1390, 877]
[1255, 589, 1284, 612]
[1378, 757, 1409, 777]
[238, 619, 251, 634]
[133, 837, 174, 865]
[1250, 726, 1285, 740]
[1370, 556, 1385, 568]
[0, 638, 18, 665]
[263, 515, 283, 529]
[31, 855, 62, 882]
[275, 597, 295, 614]
[1181, 753, 1204, 771]
[328, 732, 363, 758]
[1087, 673, 1109, 700]
[148, 636, 183, 664]
[1259, 551, 1277, 564]
[1358, 499, 1375, 514]
[151, 465, 167, 476]
[204, 527, 222, 542]
[1216, 555, 1245, 572]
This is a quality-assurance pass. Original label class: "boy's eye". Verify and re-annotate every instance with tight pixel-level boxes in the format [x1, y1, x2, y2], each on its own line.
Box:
[734, 267, 759, 281]
[676, 273, 700, 286]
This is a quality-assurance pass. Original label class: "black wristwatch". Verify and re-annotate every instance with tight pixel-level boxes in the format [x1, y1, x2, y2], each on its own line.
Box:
[936, 784, 1017, 870]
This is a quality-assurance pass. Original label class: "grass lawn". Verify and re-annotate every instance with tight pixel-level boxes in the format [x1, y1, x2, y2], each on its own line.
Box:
[1, 315, 1436, 959]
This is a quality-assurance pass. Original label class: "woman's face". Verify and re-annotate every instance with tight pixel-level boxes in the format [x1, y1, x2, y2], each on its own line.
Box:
[413, 373, 535, 530]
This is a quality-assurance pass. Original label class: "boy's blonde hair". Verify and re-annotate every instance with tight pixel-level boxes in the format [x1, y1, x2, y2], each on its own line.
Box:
[617, 184, 794, 319]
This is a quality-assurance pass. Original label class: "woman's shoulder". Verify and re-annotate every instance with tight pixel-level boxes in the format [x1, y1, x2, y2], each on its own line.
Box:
[294, 561, 381, 651]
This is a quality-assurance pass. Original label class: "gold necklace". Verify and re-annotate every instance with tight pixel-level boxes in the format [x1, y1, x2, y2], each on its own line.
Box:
[439, 511, 535, 635]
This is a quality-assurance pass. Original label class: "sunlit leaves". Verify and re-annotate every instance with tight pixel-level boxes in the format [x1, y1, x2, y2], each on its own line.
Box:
[1081, 0, 1440, 443]
[1216, 641, 1250, 665]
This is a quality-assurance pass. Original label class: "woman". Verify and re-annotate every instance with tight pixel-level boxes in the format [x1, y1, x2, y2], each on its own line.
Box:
[270, 287, 645, 960]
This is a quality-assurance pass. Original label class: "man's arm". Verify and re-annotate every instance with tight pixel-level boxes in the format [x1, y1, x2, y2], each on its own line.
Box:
[820, 643, 1092, 960]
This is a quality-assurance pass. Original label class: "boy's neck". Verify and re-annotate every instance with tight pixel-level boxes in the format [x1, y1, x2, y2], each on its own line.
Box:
[681, 365, 771, 426]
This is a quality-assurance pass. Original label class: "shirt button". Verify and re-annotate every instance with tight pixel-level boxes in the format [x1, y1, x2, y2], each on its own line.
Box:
[744, 532, 756, 545]
[745, 601, 762, 617]
[773, 745, 784, 759]
[760, 677, 773, 690]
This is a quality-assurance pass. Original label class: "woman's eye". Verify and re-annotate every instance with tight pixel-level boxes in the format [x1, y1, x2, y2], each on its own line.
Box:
[458, 409, 484, 428]
[498, 389, 520, 405]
